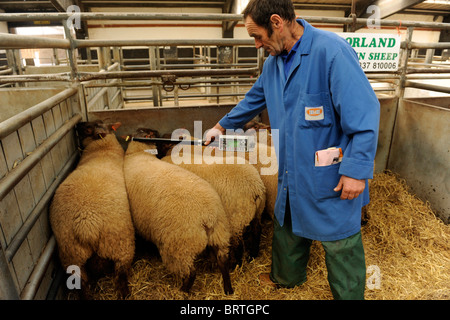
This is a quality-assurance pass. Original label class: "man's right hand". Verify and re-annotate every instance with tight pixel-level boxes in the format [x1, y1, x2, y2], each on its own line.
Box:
[204, 123, 226, 145]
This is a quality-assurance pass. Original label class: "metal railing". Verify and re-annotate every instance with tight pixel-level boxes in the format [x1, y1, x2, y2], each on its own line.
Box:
[0, 13, 449, 100]
[0, 86, 81, 300]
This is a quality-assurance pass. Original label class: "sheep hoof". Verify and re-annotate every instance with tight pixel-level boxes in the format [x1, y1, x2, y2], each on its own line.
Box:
[181, 271, 196, 293]
[224, 286, 234, 295]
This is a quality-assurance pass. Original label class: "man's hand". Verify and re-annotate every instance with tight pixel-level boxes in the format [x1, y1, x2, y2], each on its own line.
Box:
[334, 175, 366, 200]
[204, 123, 226, 146]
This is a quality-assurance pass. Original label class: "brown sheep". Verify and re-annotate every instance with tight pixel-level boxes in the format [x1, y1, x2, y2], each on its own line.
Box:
[124, 138, 233, 294]
[49, 121, 135, 299]
[163, 141, 266, 267]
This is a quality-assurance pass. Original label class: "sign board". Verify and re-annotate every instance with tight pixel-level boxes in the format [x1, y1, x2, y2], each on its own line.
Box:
[337, 33, 401, 72]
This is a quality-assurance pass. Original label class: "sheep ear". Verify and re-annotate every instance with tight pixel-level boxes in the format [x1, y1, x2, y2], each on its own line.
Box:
[111, 122, 122, 132]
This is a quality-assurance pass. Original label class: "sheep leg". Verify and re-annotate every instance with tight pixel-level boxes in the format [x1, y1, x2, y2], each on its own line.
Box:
[246, 217, 262, 261]
[61, 250, 92, 300]
[211, 245, 234, 295]
[79, 265, 93, 300]
[181, 269, 196, 293]
[114, 263, 131, 299]
[230, 237, 244, 268]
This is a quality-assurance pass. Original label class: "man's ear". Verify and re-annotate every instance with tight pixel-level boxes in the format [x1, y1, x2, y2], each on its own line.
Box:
[270, 14, 283, 29]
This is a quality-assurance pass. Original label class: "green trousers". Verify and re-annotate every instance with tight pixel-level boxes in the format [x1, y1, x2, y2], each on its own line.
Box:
[270, 205, 366, 300]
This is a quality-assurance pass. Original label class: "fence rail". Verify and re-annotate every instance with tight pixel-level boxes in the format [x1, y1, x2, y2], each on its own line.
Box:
[0, 86, 80, 300]
[0, 13, 449, 30]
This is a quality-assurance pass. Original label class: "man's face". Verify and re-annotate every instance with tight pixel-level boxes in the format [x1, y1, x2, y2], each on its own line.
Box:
[245, 16, 283, 56]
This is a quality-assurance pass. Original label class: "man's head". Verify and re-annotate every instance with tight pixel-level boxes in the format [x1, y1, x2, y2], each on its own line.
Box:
[243, 0, 297, 56]
[243, 0, 296, 38]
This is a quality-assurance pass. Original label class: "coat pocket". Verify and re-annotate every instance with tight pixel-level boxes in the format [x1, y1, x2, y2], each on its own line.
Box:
[313, 163, 341, 200]
[297, 92, 333, 129]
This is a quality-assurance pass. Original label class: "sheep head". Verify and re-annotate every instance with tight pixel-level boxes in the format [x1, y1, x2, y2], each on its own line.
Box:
[77, 121, 121, 148]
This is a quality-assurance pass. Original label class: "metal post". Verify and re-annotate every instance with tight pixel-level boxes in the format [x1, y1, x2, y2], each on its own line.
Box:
[149, 46, 160, 107]
[425, 48, 435, 64]
[63, 19, 78, 80]
[397, 27, 414, 99]
[0, 245, 20, 299]
[20, 236, 57, 300]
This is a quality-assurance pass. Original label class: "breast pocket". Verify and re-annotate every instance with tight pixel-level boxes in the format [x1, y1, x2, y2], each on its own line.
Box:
[297, 92, 333, 129]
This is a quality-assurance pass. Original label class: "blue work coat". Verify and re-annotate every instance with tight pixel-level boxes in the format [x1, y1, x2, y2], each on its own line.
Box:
[219, 19, 380, 241]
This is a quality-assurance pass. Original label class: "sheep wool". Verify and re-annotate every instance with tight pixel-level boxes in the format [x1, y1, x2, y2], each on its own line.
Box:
[50, 133, 135, 299]
[124, 141, 233, 294]
[163, 145, 266, 265]
[239, 142, 278, 220]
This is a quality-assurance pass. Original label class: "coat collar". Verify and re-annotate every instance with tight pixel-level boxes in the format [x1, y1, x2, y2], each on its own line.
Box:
[296, 19, 312, 56]
[275, 19, 313, 82]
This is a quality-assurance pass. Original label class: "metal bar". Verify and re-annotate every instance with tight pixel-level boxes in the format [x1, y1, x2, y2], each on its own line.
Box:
[0, 87, 78, 140]
[123, 57, 203, 63]
[123, 63, 257, 69]
[407, 75, 450, 80]
[407, 68, 450, 74]
[366, 74, 401, 79]
[409, 42, 450, 50]
[124, 92, 246, 101]
[0, 12, 244, 22]
[0, 113, 82, 202]
[0, 73, 71, 84]
[404, 80, 450, 94]
[63, 18, 78, 80]
[0, 68, 13, 75]
[149, 46, 159, 107]
[0, 13, 449, 29]
[87, 86, 109, 110]
[408, 62, 450, 68]
[398, 27, 414, 97]
[84, 77, 257, 87]
[0, 33, 70, 49]
[78, 68, 259, 81]
[4, 151, 79, 263]
[20, 236, 57, 300]
[359, 0, 425, 20]
[0, 245, 20, 299]
[75, 39, 255, 48]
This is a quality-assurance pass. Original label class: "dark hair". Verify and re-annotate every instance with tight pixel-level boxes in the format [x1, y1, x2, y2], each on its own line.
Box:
[243, 0, 297, 37]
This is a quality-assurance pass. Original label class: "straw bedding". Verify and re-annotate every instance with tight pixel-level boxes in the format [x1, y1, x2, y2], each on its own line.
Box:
[84, 171, 449, 300]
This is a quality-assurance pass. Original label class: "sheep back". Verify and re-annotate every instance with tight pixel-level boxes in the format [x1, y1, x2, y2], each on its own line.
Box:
[124, 141, 230, 277]
[162, 150, 266, 238]
[50, 134, 135, 272]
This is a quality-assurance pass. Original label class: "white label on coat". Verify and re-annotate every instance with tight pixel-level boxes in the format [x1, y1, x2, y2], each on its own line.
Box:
[305, 106, 324, 121]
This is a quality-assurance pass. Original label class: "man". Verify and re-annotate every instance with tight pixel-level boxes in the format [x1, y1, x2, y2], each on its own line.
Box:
[205, 0, 380, 300]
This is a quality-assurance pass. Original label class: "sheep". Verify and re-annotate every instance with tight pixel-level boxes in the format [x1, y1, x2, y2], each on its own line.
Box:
[236, 121, 278, 220]
[201, 122, 278, 220]
[245, 141, 278, 220]
[168, 125, 277, 221]
[243, 120, 273, 148]
[123, 137, 233, 294]
[49, 121, 135, 299]
[162, 139, 266, 267]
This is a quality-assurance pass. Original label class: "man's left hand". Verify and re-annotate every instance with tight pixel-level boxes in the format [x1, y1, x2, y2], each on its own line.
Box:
[334, 175, 366, 200]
